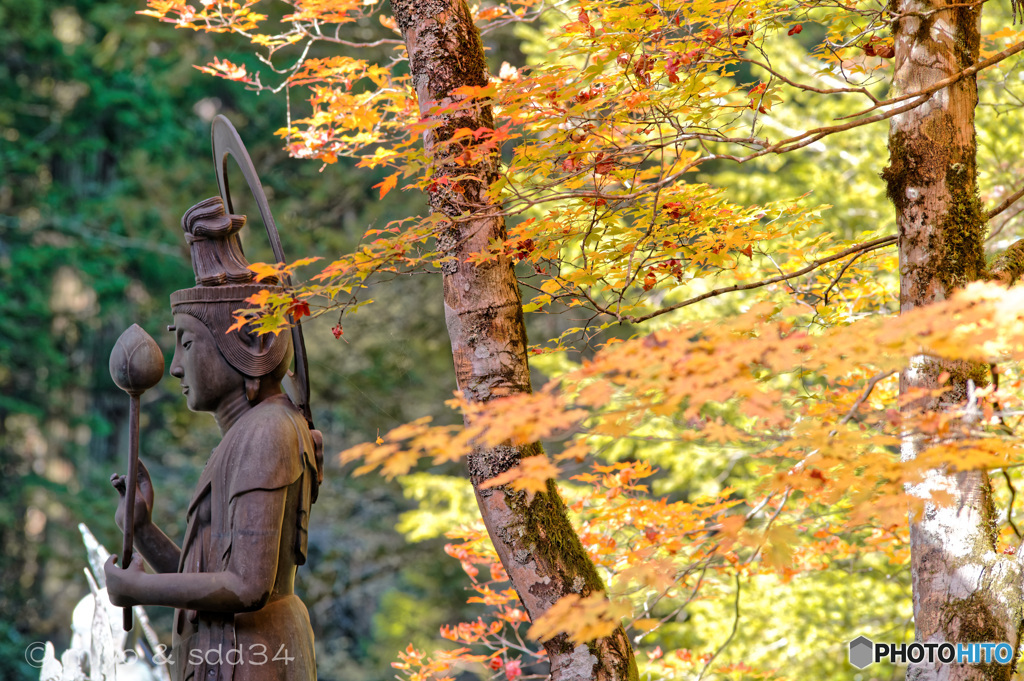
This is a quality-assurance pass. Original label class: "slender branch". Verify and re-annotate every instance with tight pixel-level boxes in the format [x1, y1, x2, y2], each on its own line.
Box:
[744, 489, 791, 567]
[625, 236, 897, 324]
[986, 184, 1024, 221]
[696, 572, 742, 681]
[837, 370, 898, 429]
[990, 239, 1024, 285]
[313, 35, 405, 47]
[676, 40, 1024, 175]
[822, 248, 871, 305]
[745, 491, 778, 520]
[838, 39, 1024, 121]
[736, 56, 880, 103]
[630, 560, 713, 642]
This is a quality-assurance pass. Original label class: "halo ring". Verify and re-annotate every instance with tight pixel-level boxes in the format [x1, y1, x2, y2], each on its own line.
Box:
[211, 115, 313, 427]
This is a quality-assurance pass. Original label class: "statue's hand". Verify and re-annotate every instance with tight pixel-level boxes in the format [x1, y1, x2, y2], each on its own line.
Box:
[111, 459, 154, 533]
[104, 554, 145, 607]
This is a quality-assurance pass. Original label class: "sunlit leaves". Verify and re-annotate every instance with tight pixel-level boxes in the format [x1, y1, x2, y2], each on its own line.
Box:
[195, 57, 254, 84]
[392, 642, 492, 681]
[282, 0, 363, 24]
[139, 0, 267, 32]
[373, 172, 399, 199]
[528, 592, 633, 644]
[347, 282, 1024, 529]
[142, 0, 911, 331]
[480, 455, 562, 497]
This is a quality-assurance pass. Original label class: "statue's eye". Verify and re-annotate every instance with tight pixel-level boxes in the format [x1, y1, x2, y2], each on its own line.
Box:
[183, 340, 193, 350]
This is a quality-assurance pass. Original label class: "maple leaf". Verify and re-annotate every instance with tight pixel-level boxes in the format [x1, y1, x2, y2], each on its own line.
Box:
[245, 289, 273, 306]
[527, 592, 631, 644]
[225, 313, 250, 334]
[288, 298, 311, 321]
[248, 263, 282, 283]
[195, 57, 253, 83]
[374, 172, 399, 199]
[480, 456, 561, 499]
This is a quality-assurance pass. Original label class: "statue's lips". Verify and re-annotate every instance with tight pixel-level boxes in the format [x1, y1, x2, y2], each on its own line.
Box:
[181, 385, 190, 395]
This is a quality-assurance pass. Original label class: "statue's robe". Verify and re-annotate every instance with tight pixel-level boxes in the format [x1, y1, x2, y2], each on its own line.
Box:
[170, 394, 317, 681]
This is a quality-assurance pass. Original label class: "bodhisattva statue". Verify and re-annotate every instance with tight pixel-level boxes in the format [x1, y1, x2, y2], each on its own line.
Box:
[104, 190, 323, 681]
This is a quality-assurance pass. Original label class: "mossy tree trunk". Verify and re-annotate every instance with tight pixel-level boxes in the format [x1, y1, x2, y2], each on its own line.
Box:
[388, 1, 638, 679]
[883, 1, 1023, 678]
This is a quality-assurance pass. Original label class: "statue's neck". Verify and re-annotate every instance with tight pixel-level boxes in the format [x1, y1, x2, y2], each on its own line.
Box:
[215, 391, 251, 434]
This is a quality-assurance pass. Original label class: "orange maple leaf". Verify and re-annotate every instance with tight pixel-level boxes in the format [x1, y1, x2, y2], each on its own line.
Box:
[374, 172, 399, 199]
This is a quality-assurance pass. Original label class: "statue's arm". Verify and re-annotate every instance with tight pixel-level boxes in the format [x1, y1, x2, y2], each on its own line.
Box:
[105, 487, 285, 612]
[133, 523, 181, 574]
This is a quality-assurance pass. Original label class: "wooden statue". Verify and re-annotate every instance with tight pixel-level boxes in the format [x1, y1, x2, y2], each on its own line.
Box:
[105, 117, 323, 681]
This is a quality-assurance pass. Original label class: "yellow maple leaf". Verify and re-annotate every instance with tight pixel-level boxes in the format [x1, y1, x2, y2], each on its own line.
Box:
[480, 456, 561, 497]
[528, 592, 631, 644]
[248, 263, 282, 283]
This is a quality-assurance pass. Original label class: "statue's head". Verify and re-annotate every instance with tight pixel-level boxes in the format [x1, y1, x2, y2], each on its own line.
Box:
[169, 196, 292, 408]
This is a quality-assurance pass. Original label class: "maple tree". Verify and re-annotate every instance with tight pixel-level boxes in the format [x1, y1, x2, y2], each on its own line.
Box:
[137, 0, 1024, 678]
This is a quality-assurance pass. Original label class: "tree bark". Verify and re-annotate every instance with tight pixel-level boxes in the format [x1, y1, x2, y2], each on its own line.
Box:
[387, 2, 638, 679]
[883, 2, 1023, 679]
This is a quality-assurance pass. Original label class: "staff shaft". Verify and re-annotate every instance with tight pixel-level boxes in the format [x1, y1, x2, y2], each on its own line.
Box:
[121, 392, 140, 631]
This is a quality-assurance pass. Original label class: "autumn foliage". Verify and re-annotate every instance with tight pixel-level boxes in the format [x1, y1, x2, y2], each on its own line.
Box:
[140, 0, 1024, 678]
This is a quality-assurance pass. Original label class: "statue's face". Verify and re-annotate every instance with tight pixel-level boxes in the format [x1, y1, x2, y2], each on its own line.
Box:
[169, 313, 245, 412]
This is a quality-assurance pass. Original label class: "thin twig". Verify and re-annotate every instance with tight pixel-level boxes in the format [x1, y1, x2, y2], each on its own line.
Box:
[745, 492, 778, 520]
[735, 56, 880, 103]
[314, 36, 405, 47]
[987, 184, 1024, 221]
[744, 489, 791, 567]
[696, 573, 742, 681]
[837, 370, 898, 429]
[822, 248, 871, 305]
[626, 236, 897, 324]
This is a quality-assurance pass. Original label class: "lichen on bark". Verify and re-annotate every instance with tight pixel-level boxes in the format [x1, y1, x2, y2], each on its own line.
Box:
[938, 162, 986, 289]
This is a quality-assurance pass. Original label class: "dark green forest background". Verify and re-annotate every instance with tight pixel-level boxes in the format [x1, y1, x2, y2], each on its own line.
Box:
[0, 1, 521, 678]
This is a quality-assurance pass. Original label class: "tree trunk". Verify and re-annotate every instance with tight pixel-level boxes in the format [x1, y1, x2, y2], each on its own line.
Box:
[388, 2, 638, 679]
[883, 2, 1023, 679]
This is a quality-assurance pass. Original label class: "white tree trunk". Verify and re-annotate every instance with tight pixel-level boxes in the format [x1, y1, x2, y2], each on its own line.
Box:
[885, 2, 1023, 679]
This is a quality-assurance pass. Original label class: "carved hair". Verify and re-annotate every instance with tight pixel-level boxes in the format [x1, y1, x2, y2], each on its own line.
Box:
[171, 299, 293, 380]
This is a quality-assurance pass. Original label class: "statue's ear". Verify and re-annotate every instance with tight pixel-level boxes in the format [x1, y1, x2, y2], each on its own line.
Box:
[239, 323, 294, 383]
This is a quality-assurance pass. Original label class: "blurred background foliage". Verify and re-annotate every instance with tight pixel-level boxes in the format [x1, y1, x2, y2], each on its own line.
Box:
[8, 1, 1024, 680]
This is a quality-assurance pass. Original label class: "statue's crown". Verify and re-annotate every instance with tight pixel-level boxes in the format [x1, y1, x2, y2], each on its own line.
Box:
[179, 196, 278, 288]
[170, 196, 280, 308]
[169, 196, 289, 379]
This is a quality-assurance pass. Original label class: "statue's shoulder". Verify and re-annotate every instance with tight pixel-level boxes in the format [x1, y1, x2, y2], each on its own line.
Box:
[221, 395, 309, 499]
[229, 395, 308, 444]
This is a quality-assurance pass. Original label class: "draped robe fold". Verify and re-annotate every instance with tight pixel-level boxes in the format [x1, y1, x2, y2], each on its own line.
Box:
[169, 394, 317, 681]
